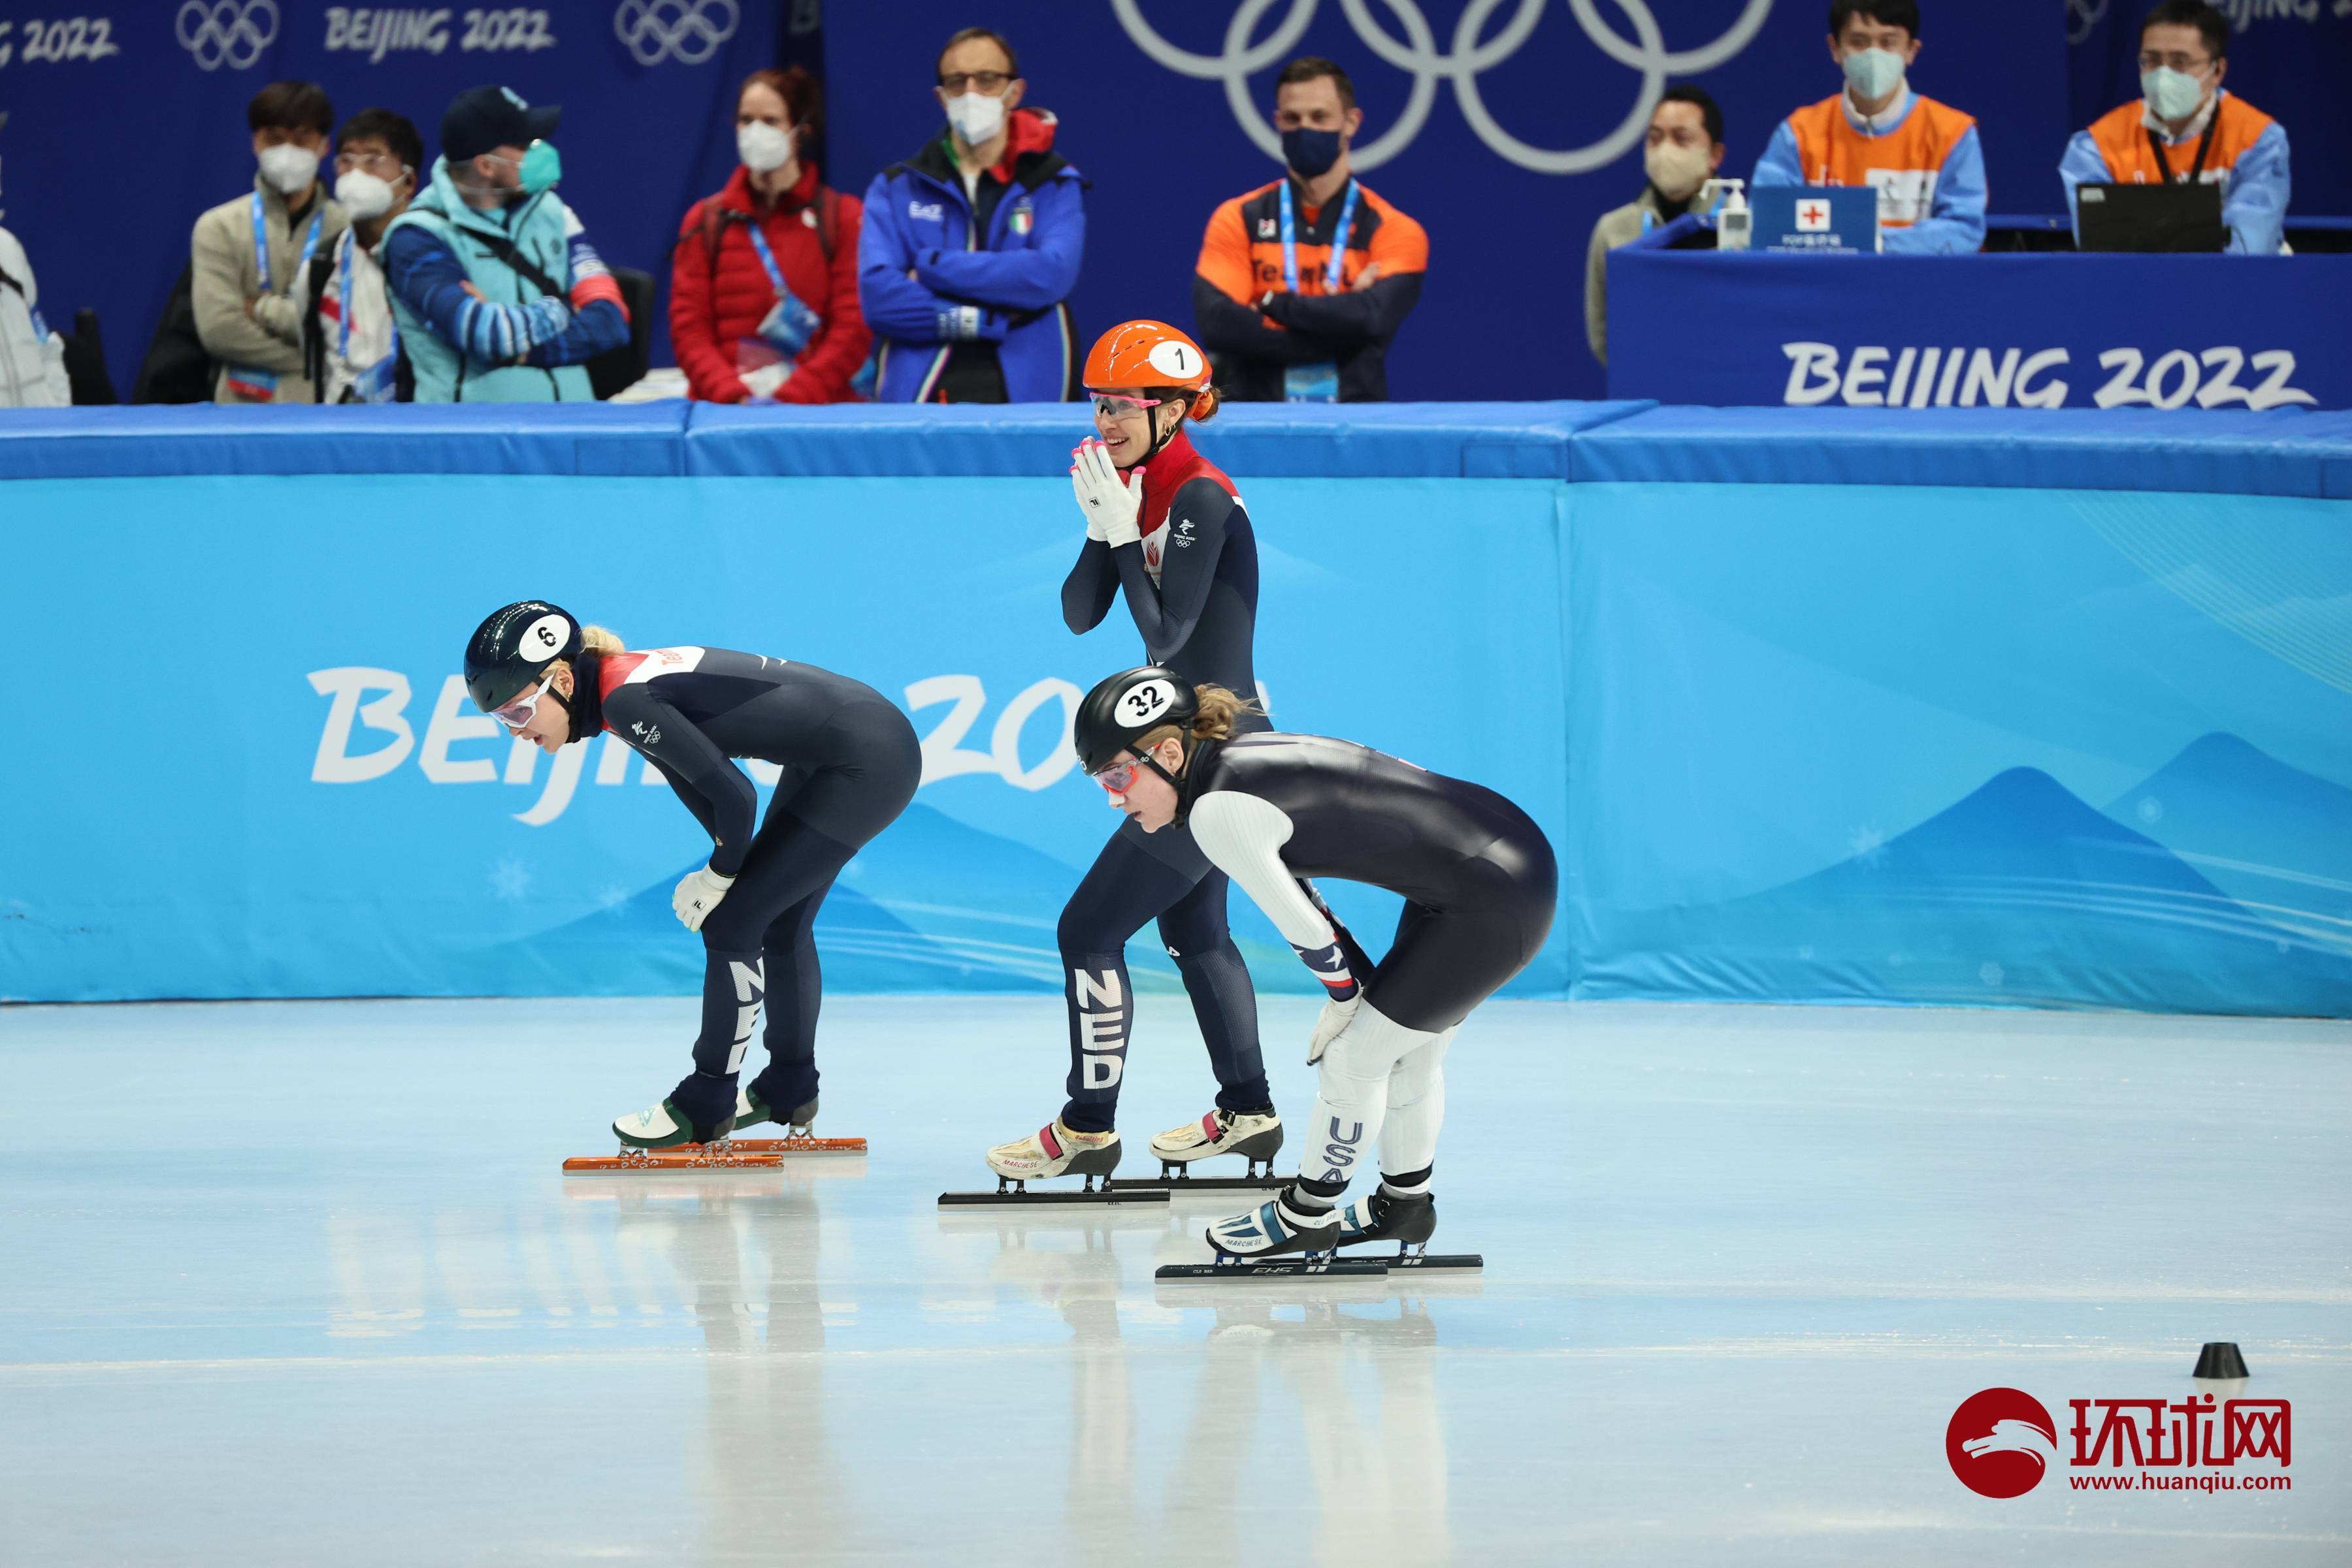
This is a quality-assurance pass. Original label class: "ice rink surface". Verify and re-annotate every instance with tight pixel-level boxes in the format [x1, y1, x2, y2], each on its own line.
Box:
[2, 994, 2345, 1565]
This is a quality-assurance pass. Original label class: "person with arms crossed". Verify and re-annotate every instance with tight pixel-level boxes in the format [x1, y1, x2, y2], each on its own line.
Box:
[191, 81, 349, 404]
[382, 86, 629, 402]
[463, 603, 919, 1148]
[1068, 668, 1557, 1266]
[1192, 56, 1427, 402]
[2059, 0, 2290, 255]
[1751, 0, 1985, 253]
[858, 27, 1084, 402]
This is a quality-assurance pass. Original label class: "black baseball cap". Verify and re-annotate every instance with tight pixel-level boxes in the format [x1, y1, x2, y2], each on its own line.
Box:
[440, 85, 561, 164]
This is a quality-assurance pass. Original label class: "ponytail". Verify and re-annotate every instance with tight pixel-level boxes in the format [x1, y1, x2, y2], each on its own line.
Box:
[581, 624, 626, 655]
[1186, 384, 1221, 423]
[1188, 682, 1259, 740]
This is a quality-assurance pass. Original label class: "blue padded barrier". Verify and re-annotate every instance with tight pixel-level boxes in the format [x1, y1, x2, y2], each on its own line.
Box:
[680, 400, 1656, 480]
[0, 404, 692, 480]
[1571, 408, 2352, 497]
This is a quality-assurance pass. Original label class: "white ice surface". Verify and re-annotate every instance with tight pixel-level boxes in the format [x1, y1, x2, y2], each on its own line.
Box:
[1, 996, 2345, 1565]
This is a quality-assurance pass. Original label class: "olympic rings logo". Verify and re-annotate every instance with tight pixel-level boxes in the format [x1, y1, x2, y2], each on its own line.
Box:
[2066, 0, 2109, 47]
[1112, 0, 1774, 174]
[176, 0, 278, 72]
[613, 0, 739, 66]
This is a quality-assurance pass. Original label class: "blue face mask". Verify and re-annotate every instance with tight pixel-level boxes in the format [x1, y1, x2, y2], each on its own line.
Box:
[1281, 127, 1342, 179]
[1841, 46, 1906, 102]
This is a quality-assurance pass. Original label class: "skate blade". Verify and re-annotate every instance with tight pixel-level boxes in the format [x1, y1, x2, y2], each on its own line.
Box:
[938, 1186, 1168, 1207]
[1155, 1257, 1388, 1280]
[1387, 1252, 1484, 1272]
[1106, 1175, 1289, 1192]
[562, 1135, 868, 1171]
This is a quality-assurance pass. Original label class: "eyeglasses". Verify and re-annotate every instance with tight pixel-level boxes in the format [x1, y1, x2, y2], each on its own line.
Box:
[489, 678, 557, 734]
[335, 150, 411, 176]
[2136, 51, 2210, 73]
[1088, 391, 1166, 419]
[1091, 759, 1142, 795]
[938, 70, 1013, 93]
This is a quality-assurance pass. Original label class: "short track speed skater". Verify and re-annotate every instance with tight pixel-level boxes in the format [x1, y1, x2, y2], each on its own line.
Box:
[1152, 1190, 1483, 1280]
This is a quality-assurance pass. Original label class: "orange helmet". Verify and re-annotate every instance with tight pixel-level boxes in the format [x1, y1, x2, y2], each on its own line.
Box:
[1083, 320, 1211, 395]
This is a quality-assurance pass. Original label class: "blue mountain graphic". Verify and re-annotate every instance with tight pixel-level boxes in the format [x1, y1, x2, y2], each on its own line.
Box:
[510, 802, 1087, 994]
[1592, 766, 2352, 1017]
[2105, 734, 2352, 941]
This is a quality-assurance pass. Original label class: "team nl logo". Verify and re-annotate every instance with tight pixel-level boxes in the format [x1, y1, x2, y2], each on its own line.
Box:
[1946, 1386, 2292, 1499]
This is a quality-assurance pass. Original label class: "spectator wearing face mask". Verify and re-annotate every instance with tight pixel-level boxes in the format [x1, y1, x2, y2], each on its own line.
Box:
[672, 67, 871, 404]
[1585, 86, 1725, 365]
[0, 223, 73, 406]
[857, 27, 1085, 402]
[1752, 0, 1985, 254]
[2059, 0, 2289, 255]
[381, 86, 629, 403]
[297, 108, 423, 403]
[1192, 56, 1428, 402]
[191, 81, 350, 404]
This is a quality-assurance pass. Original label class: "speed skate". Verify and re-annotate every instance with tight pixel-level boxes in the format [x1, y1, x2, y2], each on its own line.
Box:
[561, 1132, 868, 1172]
[1155, 1188, 1484, 1279]
[939, 1117, 1171, 1206]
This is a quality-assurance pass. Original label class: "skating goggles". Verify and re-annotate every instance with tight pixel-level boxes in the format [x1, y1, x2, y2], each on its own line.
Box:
[1090, 758, 1144, 795]
[489, 676, 559, 733]
[1087, 391, 1170, 419]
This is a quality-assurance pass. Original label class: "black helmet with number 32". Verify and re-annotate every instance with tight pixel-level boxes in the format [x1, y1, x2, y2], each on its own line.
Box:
[1073, 666, 1200, 775]
[465, 600, 582, 713]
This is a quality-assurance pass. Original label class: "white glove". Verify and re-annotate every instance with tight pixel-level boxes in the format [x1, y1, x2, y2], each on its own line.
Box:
[1308, 994, 1361, 1066]
[672, 866, 736, 933]
[1070, 438, 1144, 549]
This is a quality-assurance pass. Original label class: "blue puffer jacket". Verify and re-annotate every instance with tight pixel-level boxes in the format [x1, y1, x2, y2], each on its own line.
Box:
[858, 108, 1085, 402]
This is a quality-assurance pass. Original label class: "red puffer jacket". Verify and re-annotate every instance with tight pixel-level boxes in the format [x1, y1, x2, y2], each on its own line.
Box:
[670, 161, 870, 404]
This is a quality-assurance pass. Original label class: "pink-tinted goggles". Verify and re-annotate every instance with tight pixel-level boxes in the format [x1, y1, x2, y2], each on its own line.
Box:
[1091, 759, 1142, 794]
[1088, 391, 1166, 419]
[489, 678, 556, 733]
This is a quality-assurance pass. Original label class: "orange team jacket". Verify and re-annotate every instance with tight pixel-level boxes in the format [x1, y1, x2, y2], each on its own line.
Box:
[1192, 178, 1428, 401]
[1782, 92, 1979, 226]
[2083, 95, 2277, 185]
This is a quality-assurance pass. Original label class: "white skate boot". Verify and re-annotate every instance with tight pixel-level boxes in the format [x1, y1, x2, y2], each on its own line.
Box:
[613, 1097, 730, 1150]
[734, 1085, 820, 1137]
[938, 1118, 1132, 1202]
[1147, 1109, 1284, 1183]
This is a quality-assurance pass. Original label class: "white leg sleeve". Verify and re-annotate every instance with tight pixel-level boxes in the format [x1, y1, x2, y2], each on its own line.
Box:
[1301, 1002, 1437, 1190]
[1378, 1024, 1456, 1178]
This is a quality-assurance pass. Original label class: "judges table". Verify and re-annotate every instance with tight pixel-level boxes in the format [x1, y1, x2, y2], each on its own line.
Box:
[1606, 251, 2352, 411]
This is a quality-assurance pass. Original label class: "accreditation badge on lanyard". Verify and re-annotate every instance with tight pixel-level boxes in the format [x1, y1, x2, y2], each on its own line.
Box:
[229, 191, 325, 402]
[1278, 178, 1358, 404]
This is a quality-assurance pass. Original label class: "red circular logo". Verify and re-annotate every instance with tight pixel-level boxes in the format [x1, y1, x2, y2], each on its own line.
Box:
[1946, 1388, 2059, 1498]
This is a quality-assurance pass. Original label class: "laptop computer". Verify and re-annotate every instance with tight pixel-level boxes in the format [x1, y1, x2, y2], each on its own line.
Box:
[2075, 182, 2226, 253]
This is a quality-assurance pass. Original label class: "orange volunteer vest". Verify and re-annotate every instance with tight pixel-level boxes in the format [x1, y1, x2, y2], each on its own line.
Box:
[1785, 91, 1978, 227]
[2085, 93, 2276, 187]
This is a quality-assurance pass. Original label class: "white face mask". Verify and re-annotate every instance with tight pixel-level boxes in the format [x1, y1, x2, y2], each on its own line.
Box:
[2140, 66, 2208, 122]
[257, 142, 321, 195]
[945, 90, 1005, 148]
[335, 170, 397, 221]
[1840, 46, 1906, 103]
[737, 120, 796, 173]
[1644, 139, 1712, 201]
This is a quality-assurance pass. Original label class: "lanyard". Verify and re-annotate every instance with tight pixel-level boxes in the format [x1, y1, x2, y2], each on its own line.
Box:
[1278, 178, 1360, 295]
[743, 218, 790, 295]
[2148, 107, 2221, 184]
[335, 227, 399, 372]
[252, 191, 323, 295]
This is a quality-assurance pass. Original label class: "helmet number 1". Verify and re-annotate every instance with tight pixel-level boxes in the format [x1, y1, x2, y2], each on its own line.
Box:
[1147, 341, 1195, 380]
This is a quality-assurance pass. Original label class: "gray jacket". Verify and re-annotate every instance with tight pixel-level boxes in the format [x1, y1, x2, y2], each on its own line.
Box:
[1584, 186, 1680, 367]
[0, 226, 71, 407]
[191, 175, 348, 404]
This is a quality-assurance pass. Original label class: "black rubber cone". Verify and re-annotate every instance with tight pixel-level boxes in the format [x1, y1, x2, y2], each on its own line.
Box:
[2193, 1342, 2249, 1379]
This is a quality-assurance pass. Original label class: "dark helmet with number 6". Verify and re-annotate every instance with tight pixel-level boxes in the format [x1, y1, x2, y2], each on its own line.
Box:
[465, 600, 582, 713]
[1073, 665, 1200, 776]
